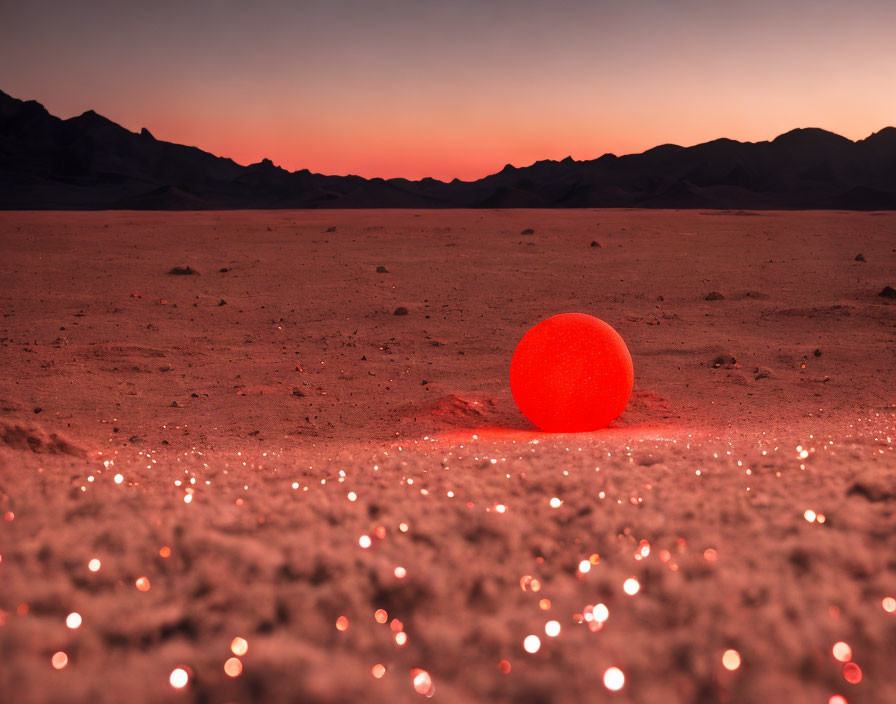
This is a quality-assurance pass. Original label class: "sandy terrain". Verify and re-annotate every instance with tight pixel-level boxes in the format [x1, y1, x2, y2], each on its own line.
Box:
[0, 209, 894, 704]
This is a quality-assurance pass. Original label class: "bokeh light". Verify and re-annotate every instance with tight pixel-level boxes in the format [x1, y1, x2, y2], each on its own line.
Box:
[843, 662, 862, 684]
[231, 637, 248, 656]
[169, 668, 189, 688]
[832, 642, 852, 663]
[603, 667, 625, 691]
[722, 649, 741, 671]
[224, 657, 242, 677]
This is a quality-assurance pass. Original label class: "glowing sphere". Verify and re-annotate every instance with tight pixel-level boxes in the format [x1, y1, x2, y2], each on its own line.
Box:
[510, 313, 633, 432]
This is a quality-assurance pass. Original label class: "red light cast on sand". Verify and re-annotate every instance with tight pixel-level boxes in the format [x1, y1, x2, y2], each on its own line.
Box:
[510, 313, 634, 432]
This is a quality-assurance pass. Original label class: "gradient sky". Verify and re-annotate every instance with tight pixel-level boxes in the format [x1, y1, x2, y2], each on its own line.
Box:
[2, 0, 894, 180]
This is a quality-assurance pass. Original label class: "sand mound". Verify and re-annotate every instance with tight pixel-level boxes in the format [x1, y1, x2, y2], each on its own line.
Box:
[398, 393, 527, 433]
[420, 393, 498, 424]
[0, 421, 88, 458]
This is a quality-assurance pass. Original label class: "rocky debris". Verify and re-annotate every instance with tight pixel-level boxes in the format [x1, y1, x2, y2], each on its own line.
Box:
[219, 267, 229, 273]
[326, 226, 336, 232]
[704, 291, 725, 301]
[168, 266, 199, 275]
[292, 389, 306, 397]
[376, 266, 389, 273]
[855, 253, 866, 262]
[520, 228, 534, 235]
[218, 299, 227, 306]
[170, 401, 180, 407]
[393, 307, 409, 316]
[879, 285, 896, 299]
[813, 349, 822, 357]
[712, 354, 737, 368]
[590, 241, 601, 247]
[753, 367, 773, 380]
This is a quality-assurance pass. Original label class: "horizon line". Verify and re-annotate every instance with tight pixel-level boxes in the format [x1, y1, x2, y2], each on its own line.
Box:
[3, 87, 895, 184]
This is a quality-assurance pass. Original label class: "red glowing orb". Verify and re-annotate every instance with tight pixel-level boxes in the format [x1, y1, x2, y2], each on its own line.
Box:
[510, 313, 633, 432]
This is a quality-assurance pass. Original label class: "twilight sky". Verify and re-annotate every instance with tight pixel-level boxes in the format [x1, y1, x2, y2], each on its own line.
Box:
[2, 0, 894, 180]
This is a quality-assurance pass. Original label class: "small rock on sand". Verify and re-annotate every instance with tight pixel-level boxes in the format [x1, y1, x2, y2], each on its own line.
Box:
[855, 253, 866, 262]
[704, 291, 725, 301]
[393, 306, 409, 316]
[712, 354, 737, 368]
[326, 226, 336, 232]
[590, 241, 601, 247]
[521, 228, 534, 235]
[879, 285, 896, 299]
[168, 266, 199, 275]
[376, 266, 389, 273]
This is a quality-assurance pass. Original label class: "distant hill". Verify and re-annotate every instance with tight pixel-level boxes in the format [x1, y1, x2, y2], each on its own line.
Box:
[2, 89, 895, 209]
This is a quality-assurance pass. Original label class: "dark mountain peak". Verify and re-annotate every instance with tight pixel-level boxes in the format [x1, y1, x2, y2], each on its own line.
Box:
[0, 89, 38, 112]
[66, 109, 126, 136]
[500, 163, 517, 173]
[860, 126, 896, 146]
[248, 157, 283, 171]
[701, 137, 741, 148]
[0, 90, 50, 121]
[532, 158, 556, 167]
[560, 155, 575, 164]
[73, 109, 112, 124]
[772, 127, 853, 147]
[140, 127, 155, 139]
[640, 143, 684, 157]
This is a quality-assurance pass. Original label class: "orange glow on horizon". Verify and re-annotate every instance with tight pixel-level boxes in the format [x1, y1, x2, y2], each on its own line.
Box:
[3, 1, 895, 181]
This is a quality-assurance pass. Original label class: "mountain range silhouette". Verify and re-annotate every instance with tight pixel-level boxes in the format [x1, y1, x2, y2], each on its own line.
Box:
[2, 89, 895, 209]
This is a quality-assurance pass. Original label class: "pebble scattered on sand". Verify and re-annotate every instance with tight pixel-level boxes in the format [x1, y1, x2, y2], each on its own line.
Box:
[393, 306, 409, 316]
[168, 265, 199, 275]
[712, 354, 737, 368]
[704, 291, 725, 301]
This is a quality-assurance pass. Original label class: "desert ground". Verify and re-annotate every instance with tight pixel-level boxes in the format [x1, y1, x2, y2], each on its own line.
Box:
[0, 209, 894, 704]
